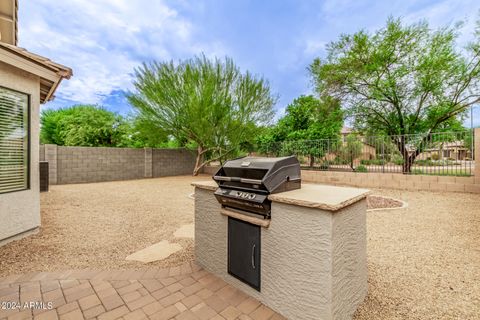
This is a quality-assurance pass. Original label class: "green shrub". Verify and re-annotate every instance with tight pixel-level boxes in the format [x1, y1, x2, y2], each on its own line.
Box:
[371, 159, 385, 165]
[412, 169, 471, 176]
[319, 162, 330, 170]
[362, 159, 387, 165]
[333, 157, 348, 165]
[356, 165, 368, 172]
[390, 155, 404, 165]
[415, 159, 435, 166]
[431, 153, 439, 160]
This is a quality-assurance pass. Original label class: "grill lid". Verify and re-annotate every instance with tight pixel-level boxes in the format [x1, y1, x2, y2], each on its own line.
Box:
[213, 156, 301, 193]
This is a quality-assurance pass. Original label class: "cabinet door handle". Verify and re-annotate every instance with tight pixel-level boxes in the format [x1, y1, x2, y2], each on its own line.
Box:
[251, 244, 256, 269]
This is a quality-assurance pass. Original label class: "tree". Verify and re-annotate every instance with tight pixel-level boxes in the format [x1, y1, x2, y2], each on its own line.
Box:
[257, 95, 343, 166]
[123, 115, 170, 148]
[309, 17, 480, 172]
[339, 135, 363, 170]
[128, 55, 276, 175]
[40, 105, 129, 147]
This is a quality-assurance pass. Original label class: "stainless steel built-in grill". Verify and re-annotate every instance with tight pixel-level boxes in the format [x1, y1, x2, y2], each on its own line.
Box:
[213, 156, 301, 218]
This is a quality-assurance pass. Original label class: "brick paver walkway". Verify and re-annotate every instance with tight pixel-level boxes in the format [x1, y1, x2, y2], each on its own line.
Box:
[0, 262, 284, 320]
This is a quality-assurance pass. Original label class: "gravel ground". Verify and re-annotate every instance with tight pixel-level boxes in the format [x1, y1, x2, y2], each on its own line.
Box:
[354, 188, 480, 320]
[0, 175, 207, 276]
[1, 178, 479, 319]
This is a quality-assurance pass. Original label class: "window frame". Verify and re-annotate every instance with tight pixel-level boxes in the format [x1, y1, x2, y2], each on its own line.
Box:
[0, 85, 31, 194]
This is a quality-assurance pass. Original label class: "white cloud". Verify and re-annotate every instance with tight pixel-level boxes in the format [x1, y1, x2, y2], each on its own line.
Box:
[403, 0, 479, 46]
[303, 39, 326, 56]
[18, 0, 228, 105]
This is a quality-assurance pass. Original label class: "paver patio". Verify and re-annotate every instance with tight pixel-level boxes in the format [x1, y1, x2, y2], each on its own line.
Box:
[0, 262, 284, 320]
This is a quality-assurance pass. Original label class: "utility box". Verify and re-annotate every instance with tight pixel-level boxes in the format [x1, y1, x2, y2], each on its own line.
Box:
[40, 161, 49, 192]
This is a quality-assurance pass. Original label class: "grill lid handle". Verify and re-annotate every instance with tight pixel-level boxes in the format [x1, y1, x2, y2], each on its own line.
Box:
[213, 176, 262, 185]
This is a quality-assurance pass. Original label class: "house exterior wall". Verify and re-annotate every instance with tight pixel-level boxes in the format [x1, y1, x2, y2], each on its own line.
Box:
[0, 61, 40, 244]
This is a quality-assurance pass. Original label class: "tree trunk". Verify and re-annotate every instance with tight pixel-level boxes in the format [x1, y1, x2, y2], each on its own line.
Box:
[396, 134, 432, 174]
[193, 146, 205, 176]
[403, 154, 416, 173]
[309, 155, 314, 168]
[350, 151, 354, 171]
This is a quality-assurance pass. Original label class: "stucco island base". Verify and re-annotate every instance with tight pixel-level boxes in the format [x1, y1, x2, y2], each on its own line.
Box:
[192, 181, 369, 320]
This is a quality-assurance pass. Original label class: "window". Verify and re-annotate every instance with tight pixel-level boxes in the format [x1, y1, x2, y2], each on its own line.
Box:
[0, 87, 29, 194]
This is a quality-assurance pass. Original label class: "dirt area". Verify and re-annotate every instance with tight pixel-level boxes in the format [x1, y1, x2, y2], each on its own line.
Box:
[0, 177, 479, 319]
[367, 195, 404, 210]
[0, 175, 207, 276]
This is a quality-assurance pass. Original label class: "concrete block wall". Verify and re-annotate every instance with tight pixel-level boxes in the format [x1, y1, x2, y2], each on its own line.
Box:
[56, 146, 145, 184]
[44, 144, 58, 185]
[300, 171, 480, 194]
[39, 145, 45, 161]
[144, 148, 153, 178]
[41, 145, 196, 185]
[202, 165, 219, 176]
[475, 128, 480, 181]
[152, 148, 196, 177]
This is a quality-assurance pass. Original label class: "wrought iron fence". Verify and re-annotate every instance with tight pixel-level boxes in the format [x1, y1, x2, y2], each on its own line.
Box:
[255, 131, 475, 176]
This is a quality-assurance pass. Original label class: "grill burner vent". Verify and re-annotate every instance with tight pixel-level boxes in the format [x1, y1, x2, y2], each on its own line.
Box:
[213, 156, 301, 218]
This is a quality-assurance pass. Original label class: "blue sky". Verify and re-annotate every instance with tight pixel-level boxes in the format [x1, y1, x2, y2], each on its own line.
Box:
[19, 0, 480, 127]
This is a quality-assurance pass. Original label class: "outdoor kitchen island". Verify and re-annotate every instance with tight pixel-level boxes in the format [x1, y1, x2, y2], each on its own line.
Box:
[192, 179, 369, 320]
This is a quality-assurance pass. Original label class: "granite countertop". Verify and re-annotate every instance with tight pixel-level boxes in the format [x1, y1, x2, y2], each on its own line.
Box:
[191, 180, 217, 191]
[192, 180, 370, 212]
[268, 184, 370, 211]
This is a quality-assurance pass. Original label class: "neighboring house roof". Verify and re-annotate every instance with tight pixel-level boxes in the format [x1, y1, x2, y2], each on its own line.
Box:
[341, 127, 353, 135]
[0, 0, 17, 45]
[0, 42, 72, 103]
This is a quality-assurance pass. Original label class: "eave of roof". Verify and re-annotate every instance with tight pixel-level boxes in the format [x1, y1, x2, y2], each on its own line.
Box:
[14, 0, 17, 45]
[0, 41, 72, 103]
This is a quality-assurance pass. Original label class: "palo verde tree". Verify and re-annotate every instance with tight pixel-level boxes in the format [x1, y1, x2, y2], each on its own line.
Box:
[309, 17, 480, 172]
[128, 55, 276, 175]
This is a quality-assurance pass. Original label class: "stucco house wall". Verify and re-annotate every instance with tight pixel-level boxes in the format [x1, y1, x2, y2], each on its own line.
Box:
[0, 61, 41, 244]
